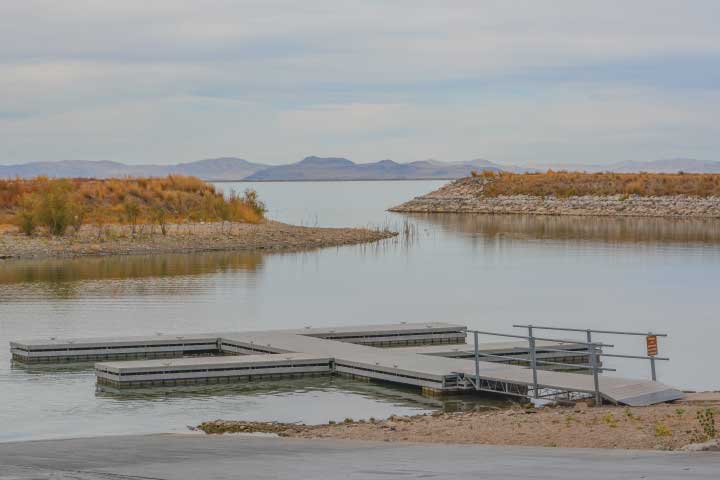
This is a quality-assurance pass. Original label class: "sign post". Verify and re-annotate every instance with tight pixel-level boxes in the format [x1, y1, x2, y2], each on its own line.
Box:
[646, 335, 658, 381]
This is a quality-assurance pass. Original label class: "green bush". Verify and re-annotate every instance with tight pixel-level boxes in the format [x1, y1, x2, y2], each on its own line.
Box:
[16, 197, 37, 236]
[15, 179, 82, 236]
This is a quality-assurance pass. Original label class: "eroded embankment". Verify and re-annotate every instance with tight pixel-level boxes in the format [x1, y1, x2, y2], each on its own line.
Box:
[390, 177, 720, 218]
[0, 220, 396, 260]
[196, 394, 720, 451]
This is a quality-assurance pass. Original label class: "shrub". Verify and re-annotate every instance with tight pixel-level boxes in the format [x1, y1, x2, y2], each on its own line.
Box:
[123, 200, 140, 234]
[15, 197, 37, 236]
[32, 179, 77, 236]
[691, 408, 717, 442]
[654, 423, 672, 437]
[242, 189, 266, 217]
[602, 413, 618, 428]
[151, 205, 168, 235]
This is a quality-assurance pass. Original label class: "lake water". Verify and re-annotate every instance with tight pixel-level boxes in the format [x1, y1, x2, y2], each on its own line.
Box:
[2, 180, 719, 442]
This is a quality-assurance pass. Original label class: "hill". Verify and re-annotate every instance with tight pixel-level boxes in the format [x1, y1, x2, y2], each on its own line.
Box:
[0, 158, 268, 181]
[244, 156, 506, 181]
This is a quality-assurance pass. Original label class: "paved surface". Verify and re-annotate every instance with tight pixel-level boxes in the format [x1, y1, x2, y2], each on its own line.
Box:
[1, 434, 718, 479]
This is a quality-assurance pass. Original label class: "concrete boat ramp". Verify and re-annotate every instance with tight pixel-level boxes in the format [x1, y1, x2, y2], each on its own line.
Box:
[10, 322, 684, 406]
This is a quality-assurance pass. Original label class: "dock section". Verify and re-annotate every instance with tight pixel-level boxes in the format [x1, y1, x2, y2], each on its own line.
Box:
[10, 334, 221, 364]
[96, 353, 332, 388]
[11, 323, 466, 364]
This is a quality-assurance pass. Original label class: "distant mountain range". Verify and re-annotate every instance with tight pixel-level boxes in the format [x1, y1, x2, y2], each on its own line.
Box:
[0, 158, 267, 181]
[243, 157, 516, 181]
[548, 158, 720, 174]
[1, 156, 718, 181]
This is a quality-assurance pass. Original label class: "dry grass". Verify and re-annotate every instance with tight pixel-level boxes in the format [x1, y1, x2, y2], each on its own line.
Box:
[473, 170, 720, 198]
[0, 175, 265, 232]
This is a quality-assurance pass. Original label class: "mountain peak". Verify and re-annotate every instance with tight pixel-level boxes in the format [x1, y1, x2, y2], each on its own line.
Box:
[298, 156, 355, 167]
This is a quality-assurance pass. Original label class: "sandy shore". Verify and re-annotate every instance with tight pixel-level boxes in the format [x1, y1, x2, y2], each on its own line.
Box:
[391, 177, 720, 218]
[0, 220, 396, 260]
[197, 393, 720, 451]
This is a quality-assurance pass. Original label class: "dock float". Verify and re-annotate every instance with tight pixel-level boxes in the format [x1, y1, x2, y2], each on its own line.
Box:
[10, 322, 466, 364]
[96, 353, 332, 388]
[10, 322, 684, 406]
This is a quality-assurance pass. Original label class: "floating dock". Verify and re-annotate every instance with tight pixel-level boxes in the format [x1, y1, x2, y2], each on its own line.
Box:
[96, 353, 332, 388]
[10, 322, 684, 406]
[10, 323, 465, 364]
[9, 334, 220, 364]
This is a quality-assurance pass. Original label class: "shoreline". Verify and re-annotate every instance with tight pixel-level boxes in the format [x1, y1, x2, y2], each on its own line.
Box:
[390, 177, 720, 218]
[0, 220, 396, 261]
[212, 178, 453, 183]
[197, 393, 720, 452]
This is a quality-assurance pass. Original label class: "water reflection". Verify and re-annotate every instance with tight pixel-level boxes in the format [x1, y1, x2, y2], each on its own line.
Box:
[408, 213, 720, 246]
[94, 376, 510, 413]
[0, 251, 264, 301]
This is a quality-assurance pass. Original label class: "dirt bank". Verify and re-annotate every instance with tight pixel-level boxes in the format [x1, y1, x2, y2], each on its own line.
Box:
[0, 220, 396, 260]
[197, 393, 720, 451]
[390, 177, 720, 218]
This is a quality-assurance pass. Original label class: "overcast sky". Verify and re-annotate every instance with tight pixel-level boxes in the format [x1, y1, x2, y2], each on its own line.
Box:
[1, 1, 719, 166]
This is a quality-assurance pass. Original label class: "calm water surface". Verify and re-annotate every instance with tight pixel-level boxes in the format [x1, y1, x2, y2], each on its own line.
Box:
[1, 180, 719, 442]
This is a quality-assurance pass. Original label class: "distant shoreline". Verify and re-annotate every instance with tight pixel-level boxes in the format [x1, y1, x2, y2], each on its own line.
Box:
[211, 178, 455, 183]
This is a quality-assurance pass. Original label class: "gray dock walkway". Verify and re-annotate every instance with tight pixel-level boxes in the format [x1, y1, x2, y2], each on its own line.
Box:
[11, 322, 684, 405]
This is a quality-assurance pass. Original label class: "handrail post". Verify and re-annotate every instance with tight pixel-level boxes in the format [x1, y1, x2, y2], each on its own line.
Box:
[587, 330, 601, 406]
[474, 331, 480, 390]
[528, 326, 539, 399]
[650, 356, 657, 382]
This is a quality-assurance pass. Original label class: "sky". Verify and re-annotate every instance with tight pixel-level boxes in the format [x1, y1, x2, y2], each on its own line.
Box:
[1, 0, 719, 166]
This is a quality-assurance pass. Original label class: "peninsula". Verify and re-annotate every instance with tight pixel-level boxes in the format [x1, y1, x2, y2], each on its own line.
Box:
[0, 176, 395, 260]
[391, 171, 720, 218]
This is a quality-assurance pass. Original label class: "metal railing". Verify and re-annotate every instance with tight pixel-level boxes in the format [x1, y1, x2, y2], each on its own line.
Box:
[513, 325, 669, 383]
[467, 329, 613, 405]
[465, 325, 670, 406]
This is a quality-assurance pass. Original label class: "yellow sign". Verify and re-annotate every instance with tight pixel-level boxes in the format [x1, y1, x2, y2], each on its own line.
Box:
[646, 335, 658, 357]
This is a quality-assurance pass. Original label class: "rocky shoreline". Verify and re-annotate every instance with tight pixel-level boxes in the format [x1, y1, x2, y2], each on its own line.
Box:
[0, 220, 396, 260]
[196, 393, 720, 451]
[390, 177, 720, 218]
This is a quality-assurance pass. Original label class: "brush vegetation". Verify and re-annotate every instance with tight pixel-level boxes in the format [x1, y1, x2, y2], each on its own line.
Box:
[471, 170, 720, 198]
[0, 175, 266, 236]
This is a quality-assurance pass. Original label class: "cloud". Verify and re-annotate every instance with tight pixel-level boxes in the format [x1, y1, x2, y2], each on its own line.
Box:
[0, 0, 718, 164]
